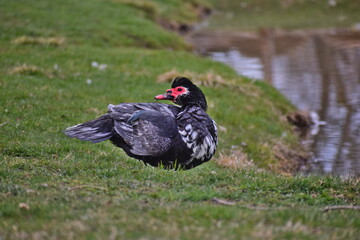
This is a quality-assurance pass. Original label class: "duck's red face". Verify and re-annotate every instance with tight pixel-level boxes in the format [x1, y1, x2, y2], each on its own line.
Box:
[154, 77, 207, 110]
[154, 86, 188, 102]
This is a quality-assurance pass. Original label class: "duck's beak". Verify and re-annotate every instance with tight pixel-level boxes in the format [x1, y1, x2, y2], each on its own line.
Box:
[154, 89, 175, 101]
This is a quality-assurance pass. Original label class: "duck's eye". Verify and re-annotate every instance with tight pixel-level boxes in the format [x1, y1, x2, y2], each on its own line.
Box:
[176, 87, 183, 92]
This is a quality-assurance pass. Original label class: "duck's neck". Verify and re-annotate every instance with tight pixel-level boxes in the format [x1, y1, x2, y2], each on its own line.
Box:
[181, 102, 207, 112]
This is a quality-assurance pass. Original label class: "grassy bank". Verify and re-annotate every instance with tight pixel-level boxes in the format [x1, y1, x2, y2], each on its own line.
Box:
[208, 0, 360, 30]
[1, 0, 359, 239]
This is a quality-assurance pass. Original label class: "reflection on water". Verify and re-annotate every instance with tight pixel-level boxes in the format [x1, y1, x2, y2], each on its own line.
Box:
[188, 29, 360, 176]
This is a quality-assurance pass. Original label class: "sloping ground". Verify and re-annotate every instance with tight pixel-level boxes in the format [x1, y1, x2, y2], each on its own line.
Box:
[0, 0, 359, 239]
[0, 0, 300, 173]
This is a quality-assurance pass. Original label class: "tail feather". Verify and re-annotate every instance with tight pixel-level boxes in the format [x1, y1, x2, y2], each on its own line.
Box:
[65, 114, 114, 143]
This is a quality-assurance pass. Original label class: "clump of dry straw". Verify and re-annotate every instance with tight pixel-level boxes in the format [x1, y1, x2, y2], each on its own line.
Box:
[8, 64, 45, 76]
[216, 150, 255, 170]
[13, 36, 65, 46]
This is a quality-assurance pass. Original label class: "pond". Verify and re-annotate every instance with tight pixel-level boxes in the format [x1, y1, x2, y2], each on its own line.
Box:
[188, 28, 360, 176]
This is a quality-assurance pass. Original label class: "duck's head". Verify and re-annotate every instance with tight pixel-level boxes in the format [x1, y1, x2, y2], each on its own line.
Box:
[155, 77, 207, 111]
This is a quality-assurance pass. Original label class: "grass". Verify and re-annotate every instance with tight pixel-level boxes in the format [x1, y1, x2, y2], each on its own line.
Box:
[207, 0, 360, 30]
[0, 0, 359, 239]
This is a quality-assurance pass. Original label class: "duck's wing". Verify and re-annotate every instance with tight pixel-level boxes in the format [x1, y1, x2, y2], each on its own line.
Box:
[109, 103, 180, 156]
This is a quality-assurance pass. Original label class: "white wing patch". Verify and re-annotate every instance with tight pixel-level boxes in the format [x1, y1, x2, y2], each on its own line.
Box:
[178, 124, 217, 164]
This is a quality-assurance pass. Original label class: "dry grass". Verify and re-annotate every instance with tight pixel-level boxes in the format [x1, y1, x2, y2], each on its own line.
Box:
[215, 149, 255, 170]
[271, 141, 310, 175]
[8, 64, 46, 76]
[12, 36, 65, 46]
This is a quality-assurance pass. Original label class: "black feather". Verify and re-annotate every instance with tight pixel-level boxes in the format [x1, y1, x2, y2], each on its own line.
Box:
[64, 115, 113, 143]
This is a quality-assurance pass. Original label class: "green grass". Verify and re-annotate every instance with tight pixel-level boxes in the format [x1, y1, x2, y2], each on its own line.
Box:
[207, 0, 360, 30]
[1, 0, 359, 239]
[1, 162, 360, 239]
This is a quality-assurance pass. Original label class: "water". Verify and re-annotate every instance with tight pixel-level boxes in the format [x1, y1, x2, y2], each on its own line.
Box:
[188, 28, 360, 176]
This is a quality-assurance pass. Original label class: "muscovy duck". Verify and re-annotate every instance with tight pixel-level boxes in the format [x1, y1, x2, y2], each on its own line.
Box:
[65, 77, 218, 169]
